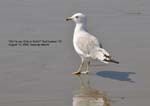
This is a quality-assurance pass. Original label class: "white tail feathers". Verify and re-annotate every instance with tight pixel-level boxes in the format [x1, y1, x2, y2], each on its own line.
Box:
[95, 48, 110, 63]
[96, 48, 119, 64]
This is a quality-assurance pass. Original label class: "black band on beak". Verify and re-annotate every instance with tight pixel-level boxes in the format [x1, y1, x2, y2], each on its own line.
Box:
[66, 17, 72, 21]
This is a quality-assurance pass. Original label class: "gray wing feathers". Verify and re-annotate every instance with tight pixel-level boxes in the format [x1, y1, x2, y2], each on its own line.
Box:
[76, 35, 100, 54]
[99, 42, 103, 48]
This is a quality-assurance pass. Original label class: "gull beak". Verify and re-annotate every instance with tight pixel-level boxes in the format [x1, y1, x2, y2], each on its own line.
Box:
[66, 17, 72, 21]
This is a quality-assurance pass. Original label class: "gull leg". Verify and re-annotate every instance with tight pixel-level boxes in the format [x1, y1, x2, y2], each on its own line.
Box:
[72, 59, 84, 75]
[82, 61, 90, 74]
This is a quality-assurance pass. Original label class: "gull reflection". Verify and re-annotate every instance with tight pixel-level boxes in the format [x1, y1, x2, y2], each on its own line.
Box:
[73, 75, 110, 106]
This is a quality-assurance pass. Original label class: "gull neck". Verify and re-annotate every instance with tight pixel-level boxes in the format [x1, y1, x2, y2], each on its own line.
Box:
[74, 23, 88, 35]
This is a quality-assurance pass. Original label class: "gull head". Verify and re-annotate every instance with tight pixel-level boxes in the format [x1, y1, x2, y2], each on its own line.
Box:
[66, 13, 87, 24]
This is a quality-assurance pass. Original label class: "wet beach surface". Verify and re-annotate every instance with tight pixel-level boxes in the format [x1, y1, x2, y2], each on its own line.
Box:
[0, 0, 150, 106]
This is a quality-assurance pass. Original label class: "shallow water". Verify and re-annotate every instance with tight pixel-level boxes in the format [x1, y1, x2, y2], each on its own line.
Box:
[0, 0, 150, 106]
[73, 75, 110, 106]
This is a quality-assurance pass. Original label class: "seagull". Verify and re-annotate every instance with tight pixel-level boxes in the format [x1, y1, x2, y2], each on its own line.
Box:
[66, 13, 119, 75]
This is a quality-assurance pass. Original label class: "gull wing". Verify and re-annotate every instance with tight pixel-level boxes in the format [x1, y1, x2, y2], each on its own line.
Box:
[76, 33, 101, 55]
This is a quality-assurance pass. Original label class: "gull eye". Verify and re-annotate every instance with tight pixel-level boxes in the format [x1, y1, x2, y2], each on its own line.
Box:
[75, 16, 79, 18]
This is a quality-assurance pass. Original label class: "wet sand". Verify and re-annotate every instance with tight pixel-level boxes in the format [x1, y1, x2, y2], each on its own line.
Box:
[0, 0, 150, 106]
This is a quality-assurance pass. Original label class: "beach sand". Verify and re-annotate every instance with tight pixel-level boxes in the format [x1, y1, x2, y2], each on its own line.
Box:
[0, 0, 150, 106]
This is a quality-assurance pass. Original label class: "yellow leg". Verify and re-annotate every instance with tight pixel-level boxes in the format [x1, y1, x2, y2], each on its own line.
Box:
[82, 61, 90, 74]
[72, 59, 84, 75]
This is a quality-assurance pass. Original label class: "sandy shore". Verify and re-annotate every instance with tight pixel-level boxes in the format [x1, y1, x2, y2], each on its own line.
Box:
[0, 0, 150, 106]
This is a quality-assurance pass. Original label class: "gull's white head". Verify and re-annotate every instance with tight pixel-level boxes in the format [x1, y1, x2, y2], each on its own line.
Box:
[66, 13, 87, 24]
